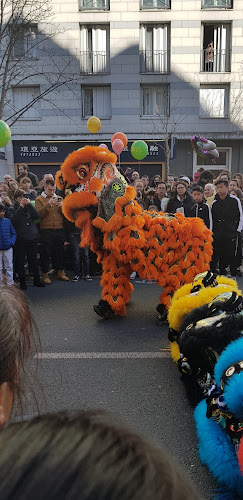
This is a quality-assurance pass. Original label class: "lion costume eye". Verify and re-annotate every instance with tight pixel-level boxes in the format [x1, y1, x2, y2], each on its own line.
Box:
[75, 163, 91, 182]
[225, 366, 235, 377]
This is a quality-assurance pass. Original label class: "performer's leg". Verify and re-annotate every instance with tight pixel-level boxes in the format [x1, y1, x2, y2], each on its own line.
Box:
[95, 252, 133, 317]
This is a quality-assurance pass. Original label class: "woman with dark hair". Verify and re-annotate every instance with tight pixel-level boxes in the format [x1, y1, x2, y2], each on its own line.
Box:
[150, 174, 162, 188]
[166, 180, 194, 217]
[12, 189, 44, 290]
[233, 172, 243, 190]
[0, 286, 36, 424]
[0, 410, 200, 500]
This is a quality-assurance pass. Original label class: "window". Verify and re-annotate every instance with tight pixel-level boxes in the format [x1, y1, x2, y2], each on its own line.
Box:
[193, 148, 232, 177]
[140, 24, 170, 73]
[201, 23, 231, 72]
[202, 0, 232, 8]
[82, 86, 111, 118]
[13, 25, 38, 59]
[79, 0, 109, 10]
[80, 25, 110, 73]
[141, 85, 168, 116]
[199, 84, 229, 118]
[12, 86, 41, 120]
[140, 0, 170, 9]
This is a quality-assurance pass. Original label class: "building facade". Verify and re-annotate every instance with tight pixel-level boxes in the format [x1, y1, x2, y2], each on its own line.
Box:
[1, 0, 243, 180]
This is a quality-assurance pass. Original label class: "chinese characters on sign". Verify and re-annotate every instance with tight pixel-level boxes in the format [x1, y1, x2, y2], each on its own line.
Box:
[20, 145, 59, 157]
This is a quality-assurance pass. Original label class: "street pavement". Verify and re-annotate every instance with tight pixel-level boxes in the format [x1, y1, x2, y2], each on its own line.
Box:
[21, 275, 243, 499]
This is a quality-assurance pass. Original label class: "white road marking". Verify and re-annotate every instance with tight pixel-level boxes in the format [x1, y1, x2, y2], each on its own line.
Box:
[35, 351, 171, 359]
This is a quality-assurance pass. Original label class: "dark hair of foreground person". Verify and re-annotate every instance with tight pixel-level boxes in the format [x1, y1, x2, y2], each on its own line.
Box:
[0, 410, 201, 500]
[0, 286, 37, 422]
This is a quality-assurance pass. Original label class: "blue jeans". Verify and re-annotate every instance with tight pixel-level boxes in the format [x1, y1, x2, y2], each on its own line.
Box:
[70, 233, 90, 276]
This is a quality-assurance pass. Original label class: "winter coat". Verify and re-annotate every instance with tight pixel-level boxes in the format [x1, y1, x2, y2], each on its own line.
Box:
[191, 201, 212, 230]
[0, 217, 16, 250]
[212, 194, 243, 240]
[167, 193, 194, 217]
[11, 202, 39, 240]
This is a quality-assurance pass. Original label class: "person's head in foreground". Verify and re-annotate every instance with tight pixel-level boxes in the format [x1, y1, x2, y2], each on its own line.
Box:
[0, 286, 35, 424]
[0, 410, 200, 500]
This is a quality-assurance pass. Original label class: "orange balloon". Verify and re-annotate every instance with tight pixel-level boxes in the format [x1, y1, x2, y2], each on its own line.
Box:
[111, 132, 128, 148]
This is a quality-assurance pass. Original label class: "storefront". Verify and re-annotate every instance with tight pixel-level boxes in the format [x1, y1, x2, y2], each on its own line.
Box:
[13, 140, 166, 182]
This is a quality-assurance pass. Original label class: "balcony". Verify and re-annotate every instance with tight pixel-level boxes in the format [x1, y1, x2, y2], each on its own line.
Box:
[140, 50, 169, 73]
[80, 51, 110, 74]
[140, 0, 170, 9]
[202, 0, 232, 8]
[79, 0, 109, 10]
[201, 48, 231, 72]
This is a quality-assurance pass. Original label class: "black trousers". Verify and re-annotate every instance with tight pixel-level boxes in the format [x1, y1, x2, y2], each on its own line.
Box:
[211, 235, 238, 275]
[39, 229, 65, 273]
[15, 238, 40, 279]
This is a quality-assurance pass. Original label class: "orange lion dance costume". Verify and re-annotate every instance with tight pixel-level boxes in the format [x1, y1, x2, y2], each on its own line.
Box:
[58, 146, 213, 320]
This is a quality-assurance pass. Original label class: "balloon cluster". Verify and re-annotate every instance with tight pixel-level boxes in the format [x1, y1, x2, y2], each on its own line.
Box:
[86, 115, 149, 162]
[0, 120, 11, 148]
[191, 135, 219, 161]
[111, 132, 127, 155]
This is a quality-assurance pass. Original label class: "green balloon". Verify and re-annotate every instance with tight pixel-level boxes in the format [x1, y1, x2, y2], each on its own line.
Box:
[0, 120, 11, 147]
[131, 140, 148, 161]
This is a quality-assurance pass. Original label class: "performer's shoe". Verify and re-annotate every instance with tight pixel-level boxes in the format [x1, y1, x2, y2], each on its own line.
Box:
[156, 303, 168, 325]
[94, 300, 115, 319]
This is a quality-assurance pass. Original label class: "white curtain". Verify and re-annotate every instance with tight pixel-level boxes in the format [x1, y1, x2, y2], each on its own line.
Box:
[94, 87, 111, 117]
[140, 24, 168, 72]
[92, 26, 107, 72]
[153, 24, 168, 72]
[213, 24, 230, 72]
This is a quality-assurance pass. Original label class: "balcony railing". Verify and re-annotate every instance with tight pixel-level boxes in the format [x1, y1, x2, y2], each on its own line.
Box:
[79, 0, 109, 10]
[202, 0, 232, 8]
[201, 48, 231, 72]
[140, 0, 170, 9]
[80, 51, 110, 74]
[140, 50, 169, 73]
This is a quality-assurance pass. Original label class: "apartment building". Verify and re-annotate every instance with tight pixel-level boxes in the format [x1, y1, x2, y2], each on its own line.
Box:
[2, 0, 243, 180]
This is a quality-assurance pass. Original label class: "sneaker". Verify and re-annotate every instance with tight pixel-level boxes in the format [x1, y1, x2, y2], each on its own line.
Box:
[72, 275, 80, 282]
[85, 275, 92, 281]
[48, 269, 56, 275]
[130, 271, 136, 280]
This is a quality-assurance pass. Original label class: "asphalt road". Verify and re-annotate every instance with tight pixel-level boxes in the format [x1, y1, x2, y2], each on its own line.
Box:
[21, 274, 243, 499]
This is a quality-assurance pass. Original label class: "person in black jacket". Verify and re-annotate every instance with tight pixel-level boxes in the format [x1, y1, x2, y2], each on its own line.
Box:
[11, 189, 44, 290]
[166, 180, 194, 217]
[210, 179, 243, 277]
[191, 186, 212, 230]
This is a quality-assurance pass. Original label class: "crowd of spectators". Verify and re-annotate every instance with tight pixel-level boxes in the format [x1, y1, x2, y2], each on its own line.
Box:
[0, 163, 243, 288]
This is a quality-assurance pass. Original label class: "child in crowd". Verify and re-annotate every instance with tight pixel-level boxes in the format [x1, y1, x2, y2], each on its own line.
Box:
[0, 203, 16, 286]
[191, 185, 212, 230]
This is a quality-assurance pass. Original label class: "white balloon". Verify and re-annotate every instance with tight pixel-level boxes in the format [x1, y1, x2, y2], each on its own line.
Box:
[203, 140, 216, 151]
[209, 149, 219, 158]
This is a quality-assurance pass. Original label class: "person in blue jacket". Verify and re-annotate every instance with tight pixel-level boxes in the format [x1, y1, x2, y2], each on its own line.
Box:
[0, 203, 16, 286]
